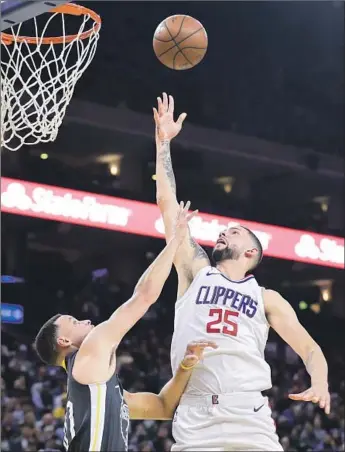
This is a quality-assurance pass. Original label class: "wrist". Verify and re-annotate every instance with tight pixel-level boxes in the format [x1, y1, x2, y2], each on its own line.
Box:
[156, 136, 171, 144]
[180, 361, 196, 371]
[312, 379, 328, 387]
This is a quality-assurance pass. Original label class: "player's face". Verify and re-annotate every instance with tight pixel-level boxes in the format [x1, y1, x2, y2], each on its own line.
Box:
[212, 226, 253, 263]
[55, 315, 94, 349]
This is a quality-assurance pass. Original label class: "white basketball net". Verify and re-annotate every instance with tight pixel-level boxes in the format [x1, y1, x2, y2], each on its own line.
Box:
[1, 10, 100, 151]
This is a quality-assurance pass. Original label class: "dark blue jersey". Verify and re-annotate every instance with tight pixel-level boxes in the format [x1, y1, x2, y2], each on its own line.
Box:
[63, 351, 129, 451]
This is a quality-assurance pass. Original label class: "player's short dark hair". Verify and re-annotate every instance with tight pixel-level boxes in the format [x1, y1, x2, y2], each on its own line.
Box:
[242, 227, 263, 271]
[34, 314, 61, 365]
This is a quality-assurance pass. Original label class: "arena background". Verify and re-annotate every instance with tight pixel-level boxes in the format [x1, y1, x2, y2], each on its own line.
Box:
[1, 2, 344, 451]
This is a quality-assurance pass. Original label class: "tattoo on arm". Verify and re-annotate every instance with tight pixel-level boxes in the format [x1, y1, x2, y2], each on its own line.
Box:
[158, 139, 176, 194]
[189, 236, 209, 261]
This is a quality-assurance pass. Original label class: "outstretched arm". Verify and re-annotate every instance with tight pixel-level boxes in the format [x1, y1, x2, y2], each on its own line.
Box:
[124, 341, 217, 419]
[264, 289, 330, 414]
[75, 203, 197, 375]
[154, 93, 210, 296]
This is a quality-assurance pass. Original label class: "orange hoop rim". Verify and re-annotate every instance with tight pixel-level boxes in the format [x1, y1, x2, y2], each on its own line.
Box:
[1, 3, 101, 46]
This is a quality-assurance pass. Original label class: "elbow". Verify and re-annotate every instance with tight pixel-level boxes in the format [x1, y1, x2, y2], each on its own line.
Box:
[156, 194, 176, 211]
[157, 395, 174, 420]
[133, 285, 160, 306]
[156, 194, 168, 209]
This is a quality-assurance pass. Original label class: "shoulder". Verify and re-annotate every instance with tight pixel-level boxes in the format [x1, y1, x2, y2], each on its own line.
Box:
[262, 288, 281, 307]
[262, 288, 280, 300]
[262, 289, 292, 315]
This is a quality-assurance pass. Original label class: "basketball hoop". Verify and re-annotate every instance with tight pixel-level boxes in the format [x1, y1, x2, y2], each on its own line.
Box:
[1, 3, 101, 151]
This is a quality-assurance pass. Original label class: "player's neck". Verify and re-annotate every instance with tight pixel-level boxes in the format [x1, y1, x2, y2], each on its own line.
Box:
[216, 261, 247, 281]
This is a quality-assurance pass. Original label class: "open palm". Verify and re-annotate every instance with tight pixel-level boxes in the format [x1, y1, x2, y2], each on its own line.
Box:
[153, 92, 187, 140]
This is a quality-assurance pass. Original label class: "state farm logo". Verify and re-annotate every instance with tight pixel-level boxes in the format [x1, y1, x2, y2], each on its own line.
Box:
[294, 234, 344, 265]
[1, 182, 132, 227]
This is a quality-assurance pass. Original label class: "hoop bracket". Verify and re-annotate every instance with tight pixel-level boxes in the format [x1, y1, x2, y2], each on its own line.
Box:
[0, 0, 72, 32]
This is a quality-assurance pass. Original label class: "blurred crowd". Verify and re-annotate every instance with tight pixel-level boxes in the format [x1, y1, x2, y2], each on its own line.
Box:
[2, 316, 344, 452]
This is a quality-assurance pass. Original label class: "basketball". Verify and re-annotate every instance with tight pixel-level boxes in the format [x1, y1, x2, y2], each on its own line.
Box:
[153, 15, 208, 70]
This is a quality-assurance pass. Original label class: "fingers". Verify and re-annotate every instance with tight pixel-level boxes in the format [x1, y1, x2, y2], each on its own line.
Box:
[162, 92, 169, 111]
[202, 340, 218, 349]
[289, 389, 331, 414]
[288, 391, 307, 400]
[153, 107, 159, 123]
[187, 340, 218, 350]
[319, 396, 326, 410]
[289, 389, 316, 402]
[325, 394, 331, 414]
[186, 209, 199, 222]
[168, 95, 174, 113]
[157, 96, 164, 115]
[183, 200, 191, 213]
[178, 200, 191, 213]
[177, 112, 187, 126]
[176, 201, 199, 224]
[319, 393, 331, 414]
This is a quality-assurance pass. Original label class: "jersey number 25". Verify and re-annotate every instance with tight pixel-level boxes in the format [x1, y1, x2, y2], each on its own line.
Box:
[206, 308, 239, 336]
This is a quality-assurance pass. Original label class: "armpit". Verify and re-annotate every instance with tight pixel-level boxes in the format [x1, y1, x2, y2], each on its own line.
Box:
[189, 236, 209, 261]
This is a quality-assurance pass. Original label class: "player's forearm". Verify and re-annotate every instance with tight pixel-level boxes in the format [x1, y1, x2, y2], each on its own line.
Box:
[157, 364, 192, 418]
[156, 138, 178, 204]
[134, 236, 180, 302]
[303, 345, 328, 385]
[125, 364, 191, 420]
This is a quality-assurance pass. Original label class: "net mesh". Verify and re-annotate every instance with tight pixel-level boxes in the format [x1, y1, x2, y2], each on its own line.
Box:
[1, 10, 100, 151]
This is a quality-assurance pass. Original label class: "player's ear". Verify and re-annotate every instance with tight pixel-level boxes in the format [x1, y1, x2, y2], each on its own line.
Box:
[244, 247, 258, 259]
[57, 336, 72, 348]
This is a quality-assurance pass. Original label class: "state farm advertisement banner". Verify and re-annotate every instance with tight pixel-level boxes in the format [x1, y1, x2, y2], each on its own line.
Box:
[1, 178, 343, 269]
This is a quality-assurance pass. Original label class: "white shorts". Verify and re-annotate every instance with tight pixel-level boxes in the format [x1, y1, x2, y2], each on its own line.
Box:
[171, 392, 283, 451]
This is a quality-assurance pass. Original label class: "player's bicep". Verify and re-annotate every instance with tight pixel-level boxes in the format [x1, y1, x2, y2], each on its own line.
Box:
[80, 293, 152, 354]
[124, 391, 170, 420]
[265, 290, 316, 361]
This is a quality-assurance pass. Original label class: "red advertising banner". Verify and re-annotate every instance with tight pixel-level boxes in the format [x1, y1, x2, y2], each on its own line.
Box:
[1, 177, 343, 269]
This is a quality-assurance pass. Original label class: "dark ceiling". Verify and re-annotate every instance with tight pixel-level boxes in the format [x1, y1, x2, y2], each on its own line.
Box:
[71, 1, 344, 154]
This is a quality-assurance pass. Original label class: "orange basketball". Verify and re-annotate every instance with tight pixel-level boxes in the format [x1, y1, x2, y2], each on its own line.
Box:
[153, 15, 208, 70]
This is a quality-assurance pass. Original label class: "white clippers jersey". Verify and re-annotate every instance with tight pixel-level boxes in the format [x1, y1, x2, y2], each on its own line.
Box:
[171, 266, 272, 395]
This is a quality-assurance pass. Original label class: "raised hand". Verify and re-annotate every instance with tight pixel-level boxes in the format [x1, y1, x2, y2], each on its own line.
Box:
[153, 92, 187, 141]
[289, 383, 331, 414]
[172, 201, 198, 244]
[181, 340, 218, 370]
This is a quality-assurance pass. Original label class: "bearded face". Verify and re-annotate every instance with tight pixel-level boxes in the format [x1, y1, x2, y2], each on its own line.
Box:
[212, 228, 251, 264]
[212, 241, 241, 263]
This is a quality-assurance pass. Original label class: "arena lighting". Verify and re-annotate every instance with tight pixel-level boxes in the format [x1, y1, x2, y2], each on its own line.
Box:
[310, 303, 321, 314]
[224, 183, 232, 194]
[1, 275, 25, 283]
[314, 279, 333, 302]
[1, 177, 344, 269]
[109, 163, 119, 176]
[299, 301, 308, 310]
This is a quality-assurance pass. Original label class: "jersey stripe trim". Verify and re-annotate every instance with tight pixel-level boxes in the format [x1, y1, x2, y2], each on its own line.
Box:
[206, 269, 255, 284]
[88, 383, 107, 451]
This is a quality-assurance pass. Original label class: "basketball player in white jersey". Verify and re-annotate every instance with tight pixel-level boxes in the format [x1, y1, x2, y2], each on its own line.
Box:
[153, 93, 330, 451]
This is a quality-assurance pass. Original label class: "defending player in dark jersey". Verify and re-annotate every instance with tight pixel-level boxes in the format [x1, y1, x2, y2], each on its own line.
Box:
[34, 202, 217, 452]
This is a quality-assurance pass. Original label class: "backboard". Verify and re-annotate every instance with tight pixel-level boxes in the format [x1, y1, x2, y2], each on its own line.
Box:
[1, 0, 71, 31]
